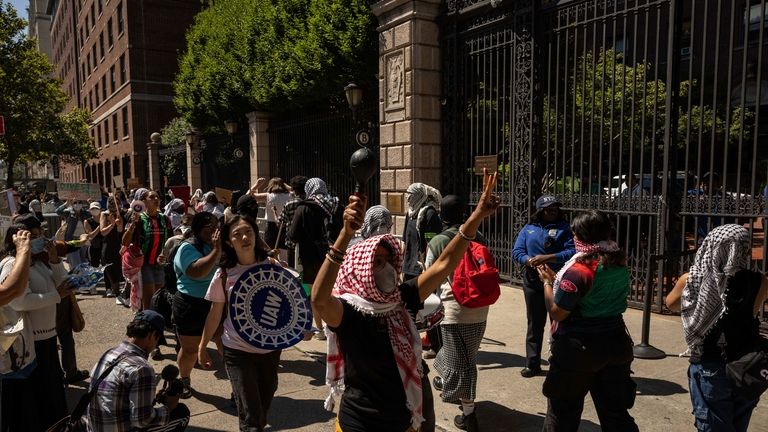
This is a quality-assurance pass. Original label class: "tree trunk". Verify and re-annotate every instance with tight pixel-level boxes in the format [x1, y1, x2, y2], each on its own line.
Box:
[4, 157, 15, 189]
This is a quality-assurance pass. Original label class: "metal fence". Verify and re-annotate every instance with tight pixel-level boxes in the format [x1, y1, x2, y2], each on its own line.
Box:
[268, 105, 380, 205]
[442, 0, 768, 311]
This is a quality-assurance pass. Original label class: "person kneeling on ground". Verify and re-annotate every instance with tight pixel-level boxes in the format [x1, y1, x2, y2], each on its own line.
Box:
[85, 310, 190, 432]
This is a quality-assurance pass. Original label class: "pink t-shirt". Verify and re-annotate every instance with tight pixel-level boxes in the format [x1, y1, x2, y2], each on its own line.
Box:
[205, 260, 275, 354]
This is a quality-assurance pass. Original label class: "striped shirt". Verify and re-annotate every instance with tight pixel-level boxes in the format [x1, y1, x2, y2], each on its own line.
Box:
[85, 341, 170, 431]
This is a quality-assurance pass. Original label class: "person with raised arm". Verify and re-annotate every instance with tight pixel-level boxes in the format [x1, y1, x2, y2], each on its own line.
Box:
[311, 169, 500, 432]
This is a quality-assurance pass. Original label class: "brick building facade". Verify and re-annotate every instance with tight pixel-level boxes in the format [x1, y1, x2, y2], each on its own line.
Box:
[49, 0, 199, 187]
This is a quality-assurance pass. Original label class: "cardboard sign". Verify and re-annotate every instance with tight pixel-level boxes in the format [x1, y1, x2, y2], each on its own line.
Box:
[474, 155, 498, 175]
[113, 176, 124, 189]
[57, 182, 101, 201]
[127, 178, 141, 190]
[215, 187, 233, 206]
[0, 190, 17, 216]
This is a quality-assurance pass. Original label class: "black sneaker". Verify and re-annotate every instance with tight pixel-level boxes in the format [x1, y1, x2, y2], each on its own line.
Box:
[454, 412, 479, 432]
[151, 348, 162, 361]
[520, 366, 541, 378]
[432, 376, 443, 391]
[180, 377, 192, 399]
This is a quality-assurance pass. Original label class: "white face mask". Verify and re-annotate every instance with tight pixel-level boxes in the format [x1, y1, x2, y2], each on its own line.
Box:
[373, 262, 398, 294]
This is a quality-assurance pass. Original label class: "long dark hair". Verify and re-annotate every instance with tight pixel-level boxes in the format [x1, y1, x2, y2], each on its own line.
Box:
[219, 215, 269, 269]
[571, 210, 626, 267]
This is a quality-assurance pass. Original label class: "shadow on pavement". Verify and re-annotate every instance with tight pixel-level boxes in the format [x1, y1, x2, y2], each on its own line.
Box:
[279, 359, 325, 386]
[267, 395, 335, 430]
[476, 350, 526, 371]
[633, 376, 688, 396]
[64, 384, 89, 409]
[475, 401, 601, 432]
[193, 391, 237, 415]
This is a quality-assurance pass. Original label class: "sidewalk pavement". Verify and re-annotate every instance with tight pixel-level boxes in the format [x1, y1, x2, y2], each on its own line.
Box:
[68, 284, 768, 431]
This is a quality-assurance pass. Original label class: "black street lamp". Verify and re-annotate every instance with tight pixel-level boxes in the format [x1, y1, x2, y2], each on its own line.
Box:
[225, 120, 244, 160]
[344, 82, 363, 120]
[185, 128, 203, 165]
[344, 83, 370, 147]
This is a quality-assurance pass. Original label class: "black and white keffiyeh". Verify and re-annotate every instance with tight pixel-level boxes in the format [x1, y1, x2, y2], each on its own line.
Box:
[681, 224, 750, 356]
[360, 205, 393, 239]
[305, 178, 339, 218]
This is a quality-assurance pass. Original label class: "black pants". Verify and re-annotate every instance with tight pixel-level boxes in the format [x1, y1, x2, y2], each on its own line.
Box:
[56, 296, 79, 377]
[89, 242, 103, 267]
[224, 347, 282, 432]
[522, 268, 547, 369]
[0, 337, 68, 432]
[143, 403, 190, 431]
[542, 329, 638, 432]
[103, 249, 123, 296]
[421, 363, 436, 432]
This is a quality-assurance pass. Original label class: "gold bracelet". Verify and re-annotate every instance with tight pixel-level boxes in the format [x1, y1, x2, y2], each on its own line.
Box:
[330, 246, 346, 257]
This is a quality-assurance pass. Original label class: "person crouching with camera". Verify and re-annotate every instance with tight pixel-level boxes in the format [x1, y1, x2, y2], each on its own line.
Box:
[85, 310, 190, 431]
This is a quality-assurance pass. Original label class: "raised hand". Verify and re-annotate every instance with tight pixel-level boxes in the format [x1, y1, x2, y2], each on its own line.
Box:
[12, 230, 31, 254]
[342, 195, 366, 237]
[470, 168, 501, 220]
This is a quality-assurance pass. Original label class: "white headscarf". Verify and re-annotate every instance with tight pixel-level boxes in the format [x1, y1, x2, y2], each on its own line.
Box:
[163, 198, 185, 229]
[406, 183, 442, 233]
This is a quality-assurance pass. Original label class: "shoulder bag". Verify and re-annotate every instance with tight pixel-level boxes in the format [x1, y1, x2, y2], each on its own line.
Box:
[46, 352, 129, 432]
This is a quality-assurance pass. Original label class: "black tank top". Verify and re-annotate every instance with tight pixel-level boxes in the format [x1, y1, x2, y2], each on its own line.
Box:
[692, 269, 762, 364]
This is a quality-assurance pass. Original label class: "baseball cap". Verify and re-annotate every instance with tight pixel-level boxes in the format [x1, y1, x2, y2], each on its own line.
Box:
[535, 195, 561, 210]
[89, 202, 102, 211]
[132, 310, 165, 334]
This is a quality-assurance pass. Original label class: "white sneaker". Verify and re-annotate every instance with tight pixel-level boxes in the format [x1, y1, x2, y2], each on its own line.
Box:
[89, 286, 97, 295]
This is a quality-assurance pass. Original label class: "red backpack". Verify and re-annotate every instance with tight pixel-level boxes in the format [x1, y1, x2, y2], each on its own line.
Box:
[451, 241, 501, 308]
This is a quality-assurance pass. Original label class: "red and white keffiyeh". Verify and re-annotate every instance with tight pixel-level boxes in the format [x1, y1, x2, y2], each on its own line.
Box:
[324, 234, 424, 430]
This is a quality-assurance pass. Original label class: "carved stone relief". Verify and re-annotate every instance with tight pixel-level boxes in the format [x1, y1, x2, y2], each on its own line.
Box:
[385, 50, 405, 111]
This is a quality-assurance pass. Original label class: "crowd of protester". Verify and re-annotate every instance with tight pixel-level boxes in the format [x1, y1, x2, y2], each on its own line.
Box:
[0, 171, 765, 432]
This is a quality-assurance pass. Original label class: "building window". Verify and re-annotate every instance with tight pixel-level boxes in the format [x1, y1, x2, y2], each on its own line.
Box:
[119, 54, 126, 83]
[112, 114, 118, 142]
[95, 82, 100, 105]
[99, 33, 104, 60]
[107, 18, 113, 47]
[97, 124, 102, 147]
[97, 0, 103, 15]
[110, 65, 116, 93]
[101, 75, 107, 100]
[91, 46, 96, 69]
[90, 3, 95, 29]
[122, 106, 129, 137]
[117, 2, 124, 35]
[104, 119, 110, 145]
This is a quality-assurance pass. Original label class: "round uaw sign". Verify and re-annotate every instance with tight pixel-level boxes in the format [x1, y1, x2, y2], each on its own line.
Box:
[228, 264, 313, 350]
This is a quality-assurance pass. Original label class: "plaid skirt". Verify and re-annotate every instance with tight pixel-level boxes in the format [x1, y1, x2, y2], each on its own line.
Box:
[433, 322, 487, 403]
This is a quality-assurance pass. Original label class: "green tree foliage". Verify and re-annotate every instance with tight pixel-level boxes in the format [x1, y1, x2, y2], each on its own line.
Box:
[158, 117, 192, 182]
[174, 0, 377, 126]
[0, 3, 96, 186]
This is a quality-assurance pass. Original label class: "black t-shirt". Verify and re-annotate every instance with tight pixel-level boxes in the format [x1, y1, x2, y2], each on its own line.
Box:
[330, 278, 422, 432]
[693, 269, 763, 364]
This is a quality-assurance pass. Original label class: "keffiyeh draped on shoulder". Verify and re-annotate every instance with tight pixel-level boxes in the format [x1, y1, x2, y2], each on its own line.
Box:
[305, 178, 339, 218]
[681, 224, 750, 357]
[324, 234, 424, 430]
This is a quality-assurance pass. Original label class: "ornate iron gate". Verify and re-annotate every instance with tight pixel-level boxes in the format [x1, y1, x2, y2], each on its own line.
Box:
[442, 0, 768, 311]
[268, 105, 380, 204]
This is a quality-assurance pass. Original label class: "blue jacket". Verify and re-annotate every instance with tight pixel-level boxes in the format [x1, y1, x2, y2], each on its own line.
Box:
[512, 220, 575, 271]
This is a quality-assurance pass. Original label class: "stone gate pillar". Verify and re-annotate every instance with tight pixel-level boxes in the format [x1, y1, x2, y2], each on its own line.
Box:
[246, 111, 270, 187]
[186, 130, 203, 191]
[372, 0, 442, 233]
[147, 133, 162, 191]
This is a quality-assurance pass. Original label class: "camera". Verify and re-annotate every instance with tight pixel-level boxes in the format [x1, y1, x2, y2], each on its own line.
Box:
[155, 365, 184, 404]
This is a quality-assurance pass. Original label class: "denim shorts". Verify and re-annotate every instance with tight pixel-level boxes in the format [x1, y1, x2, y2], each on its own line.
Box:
[140, 264, 166, 286]
[688, 362, 759, 432]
